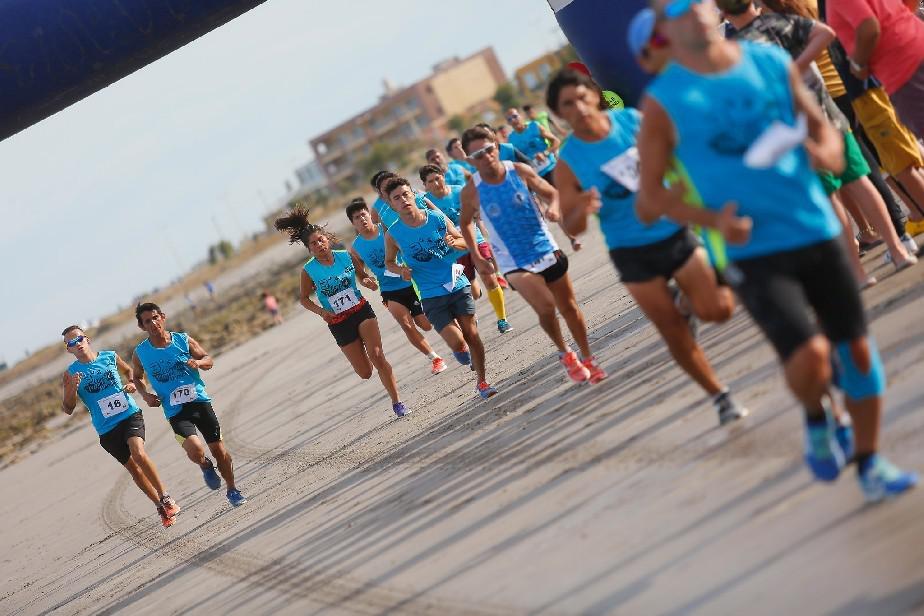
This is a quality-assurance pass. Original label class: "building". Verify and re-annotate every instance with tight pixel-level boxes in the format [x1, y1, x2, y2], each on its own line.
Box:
[513, 45, 575, 95]
[309, 47, 506, 191]
[294, 159, 326, 192]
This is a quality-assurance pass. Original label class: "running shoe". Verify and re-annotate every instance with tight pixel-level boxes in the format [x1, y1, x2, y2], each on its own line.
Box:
[560, 351, 591, 383]
[900, 233, 918, 256]
[477, 381, 498, 400]
[431, 357, 447, 375]
[160, 494, 180, 518]
[803, 409, 846, 482]
[497, 319, 513, 334]
[714, 391, 748, 425]
[393, 401, 410, 417]
[582, 357, 608, 384]
[497, 276, 508, 289]
[200, 458, 221, 490]
[157, 505, 176, 528]
[453, 349, 471, 366]
[227, 488, 248, 507]
[858, 455, 918, 503]
[835, 421, 855, 462]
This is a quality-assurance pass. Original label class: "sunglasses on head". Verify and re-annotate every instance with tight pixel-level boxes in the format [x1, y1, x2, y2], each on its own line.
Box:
[467, 143, 496, 160]
[663, 0, 703, 20]
[65, 335, 86, 348]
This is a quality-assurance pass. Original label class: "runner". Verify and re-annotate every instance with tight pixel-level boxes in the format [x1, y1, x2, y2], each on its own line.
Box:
[369, 170, 437, 229]
[425, 148, 470, 186]
[131, 303, 248, 507]
[420, 163, 513, 334]
[382, 176, 499, 400]
[346, 197, 448, 375]
[275, 206, 409, 417]
[505, 107, 561, 185]
[61, 326, 181, 528]
[447, 138, 477, 174]
[495, 124, 512, 143]
[474, 123, 531, 164]
[548, 67, 748, 424]
[459, 126, 607, 384]
[523, 103, 566, 140]
[639, 0, 917, 501]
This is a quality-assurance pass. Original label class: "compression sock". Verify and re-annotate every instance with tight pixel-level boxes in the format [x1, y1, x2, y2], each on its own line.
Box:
[488, 286, 507, 320]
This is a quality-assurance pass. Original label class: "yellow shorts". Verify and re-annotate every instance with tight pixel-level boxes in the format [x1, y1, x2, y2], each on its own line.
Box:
[852, 87, 924, 176]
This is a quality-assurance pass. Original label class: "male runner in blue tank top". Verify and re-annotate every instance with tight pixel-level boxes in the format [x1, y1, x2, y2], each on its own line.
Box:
[131, 303, 248, 507]
[458, 126, 607, 385]
[425, 148, 471, 186]
[383, 177, 498, 401]
[549, 67, 748, 425]
[369, 170, 439, 230]
[347, 197, 447, 376]
[637, 0, 916, 501]
[506, 107, 561, 185]
[61, 326, 181, 527]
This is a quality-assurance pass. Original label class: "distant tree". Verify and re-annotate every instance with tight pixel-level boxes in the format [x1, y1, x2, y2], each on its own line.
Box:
[208, 245, 219, 265]
[493, 82, 522, 111]
[447, 114, 467, 133]
[217, 240, 235, 260]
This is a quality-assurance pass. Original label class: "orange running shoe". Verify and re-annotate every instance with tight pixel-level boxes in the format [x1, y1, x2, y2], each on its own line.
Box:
[431, 357, 447, 375]
[160, 495, 180, 519]
[582, 357, 608, 384]
[158, 505, 176, 528]
[560, 351, 590, 383]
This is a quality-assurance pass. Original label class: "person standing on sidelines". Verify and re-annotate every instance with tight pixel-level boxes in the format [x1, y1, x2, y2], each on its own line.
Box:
[638, 0, 916, 501]
[383, 177, 499, 400]
[131, 303, 248, 507]
[459, 127, 607, 384]
[548, 67, 748, 424]
[346, 197, 448, 375]
[262, 291, 283, 325]
[61, 326, 181, 527]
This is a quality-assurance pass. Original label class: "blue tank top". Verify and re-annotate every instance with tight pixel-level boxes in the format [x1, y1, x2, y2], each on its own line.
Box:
[303, 249, 365, 313]
[386, 209, 469, 299]
[444, 161, 468, 186]
[134, 332, 211, 419]
[373, 193, 429, 230]
[352, 226, 412, 292]
[559, 108, 681, 249]
[426, 185, 485, 244]
[498, 143, 517, 162]
[474, 161, 558, 273]
[68, 350, 139, 435]
[646, 42, 839, 260]
[508, 121, 556, 174]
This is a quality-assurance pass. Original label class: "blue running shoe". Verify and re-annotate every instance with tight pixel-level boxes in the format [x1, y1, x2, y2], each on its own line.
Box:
[835, 422, 855, 462]
[497, 319, 513, 334]
[477, 381, 497, 400]
[201, 459, 221, 490]
[803, 410, 846, 482]
[858, 455, 918, 503]
[226, 488, 247, 507]
[393, 401, 410, 418]
[453, 350, 471, 366]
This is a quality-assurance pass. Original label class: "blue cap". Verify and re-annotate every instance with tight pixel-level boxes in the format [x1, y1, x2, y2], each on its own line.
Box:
[627, 8, 656, 57]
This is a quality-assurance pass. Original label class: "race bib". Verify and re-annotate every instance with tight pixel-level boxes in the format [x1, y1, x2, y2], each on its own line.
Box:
[98, 392, 130, 418]
[744, 114, 807, 169]
[443, 263, 466, 292]
[522, 251, 557, 273]
[170, 384, 197, 406]
[601, 147, 640, 193]
[329, 288, 360, 314]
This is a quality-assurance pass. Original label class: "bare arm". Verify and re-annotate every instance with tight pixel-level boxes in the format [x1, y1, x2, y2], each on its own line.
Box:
[795, 21, 835, 74]
[789, 63, 844, 173]
[384, 232, 413, 281]
[114, 354, 136, 393]
[850, 17, 880, 77]
[349, 248, 378, 291]
[300, 269, 334, 320]
[61, 372, 80, 415]
[186, 336, 213, 371]
[538, 124, 561, 154]
[555, 159, 600, 236]
[515, 162, 561, 222]
[460, 183, 494, 274]
[442, 216, 468, 251]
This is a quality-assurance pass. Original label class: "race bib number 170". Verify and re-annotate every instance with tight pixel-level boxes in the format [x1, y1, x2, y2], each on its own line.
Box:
[170, 384, 197, 406]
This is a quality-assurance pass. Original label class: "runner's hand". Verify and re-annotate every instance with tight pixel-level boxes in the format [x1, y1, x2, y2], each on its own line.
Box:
[579, 187, 602, 215]
[400, 266, 413, 281]
[473, 255, 495, 275]
[122, 382, 137, 394]
[142, 391, 162, 407]
[186, 358, 200, 370]
[718, 203, 752, 245]
[319, 309, 336, 323]
[544, 203, 561, 223]
[570, 236, 583, 252]
[361, 276, 378, 291]
[445, 234, 467, 251]
[62, 372, 81, 392]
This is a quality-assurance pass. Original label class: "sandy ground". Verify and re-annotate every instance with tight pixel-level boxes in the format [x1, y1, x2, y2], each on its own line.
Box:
[1, 227, 922, 615]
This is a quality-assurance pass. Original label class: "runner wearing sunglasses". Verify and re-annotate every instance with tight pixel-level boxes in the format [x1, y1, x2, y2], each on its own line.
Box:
[459, 127, 607, 385]
[638, 0, 917, 501]
[131, 303, 248, 507]
[61, 326, 181, 527]
[505, 108, 561, 186]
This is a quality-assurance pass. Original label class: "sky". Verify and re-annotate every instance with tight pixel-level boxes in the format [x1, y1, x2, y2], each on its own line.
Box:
[0, 0, 566, 364]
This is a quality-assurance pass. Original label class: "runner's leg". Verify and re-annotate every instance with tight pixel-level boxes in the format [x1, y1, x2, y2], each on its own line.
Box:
[357, 317, 400, 404]
[387, 300, 433, 356]
[547, 273, 592, 359]
[181, 433, 209, 466]
[340, 338, 374, 379]
[456, 314, 487, 383]
[124, 458, 160, 504]
[506, 271, 568, 353]
[672, 248, 735, 323]
[126, 436, 165, 502]
[206, 440, 237, 491]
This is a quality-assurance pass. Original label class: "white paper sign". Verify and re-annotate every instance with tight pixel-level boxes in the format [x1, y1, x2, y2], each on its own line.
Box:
[443, 263, 467, 292]
[330, 288, 360, 314]
[98, 392, 131, 418]
[600, 147, 640, 193]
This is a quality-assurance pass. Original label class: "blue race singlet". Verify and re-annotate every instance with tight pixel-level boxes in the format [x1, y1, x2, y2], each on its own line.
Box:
[444, 161, 468, 186]
[474, 161, 558, 274]
[134, 332, 211, 419]
[498, 143, 518, 162]
[508, 121, 556, 174]
[559, 108, 681, 249]
[352, 225, 412, 292]
[68, 350, 139, 435]
[426, 185, 485, 244]
[387, 209, 469, 299]
[303, 249, 365, 313]
[645, 41, 839, 260]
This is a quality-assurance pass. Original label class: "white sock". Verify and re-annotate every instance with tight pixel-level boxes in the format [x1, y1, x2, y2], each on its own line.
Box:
[427, 351, 439, 360]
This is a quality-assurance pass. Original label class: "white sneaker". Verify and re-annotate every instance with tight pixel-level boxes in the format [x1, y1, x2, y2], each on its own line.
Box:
[901, 233, 919, 256]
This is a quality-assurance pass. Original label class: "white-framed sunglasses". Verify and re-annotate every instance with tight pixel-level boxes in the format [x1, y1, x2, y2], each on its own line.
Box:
[467, 143, 496, 160]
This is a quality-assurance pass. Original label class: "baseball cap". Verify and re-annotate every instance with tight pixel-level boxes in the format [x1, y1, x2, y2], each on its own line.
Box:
[627, 8, 657, 57]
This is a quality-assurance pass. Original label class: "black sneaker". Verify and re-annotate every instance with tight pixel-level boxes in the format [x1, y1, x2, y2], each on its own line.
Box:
[715, 391, 748, 426]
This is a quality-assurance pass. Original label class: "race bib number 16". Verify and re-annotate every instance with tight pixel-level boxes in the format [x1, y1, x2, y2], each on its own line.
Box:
[98, 392, 130, 418]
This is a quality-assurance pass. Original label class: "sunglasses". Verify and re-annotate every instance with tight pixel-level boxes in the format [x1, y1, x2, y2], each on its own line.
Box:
[506, 113, 520, 121]
[467, 143, 496, 160]
[65, 335, 86, 348]
[663, 0, 703, 20]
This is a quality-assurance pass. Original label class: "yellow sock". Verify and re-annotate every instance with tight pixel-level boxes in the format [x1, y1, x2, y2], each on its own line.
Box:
[487, 286, 507, 321]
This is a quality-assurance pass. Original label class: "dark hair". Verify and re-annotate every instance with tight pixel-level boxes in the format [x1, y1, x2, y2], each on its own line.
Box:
[495, 124, 508, 133]
[374, 171, 397, 192]
[545, 68, 607, 114]
[418, 164, 443, 183]
[345, 197, 369, 222]
[61, 324, 83, 337]
[758, 0, 815, 17]
[135, 302, 163, 326]
[424, 148, 439, 161]
[461, 126, 494, 153]
[716, 0, 753, 15]
[446, 137, 461, 154]
[383, 177, 411, 198]
[370, 170, 390, 190]
[523, 104, 534, 112]
[274, 205, 329, 247]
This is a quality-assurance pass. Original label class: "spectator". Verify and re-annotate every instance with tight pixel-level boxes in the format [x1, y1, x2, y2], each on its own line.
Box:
[262, 291, 283, 325]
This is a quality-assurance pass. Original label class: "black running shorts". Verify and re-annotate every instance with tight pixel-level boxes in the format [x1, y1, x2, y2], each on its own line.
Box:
[608, 229, 699, 284]
[380, 285, 423, 317]
[328, 301, 376, 347]
[729, 239, 867, 361]
[506, 250, 569, 284]
[99, 411, 145, 465]
[169, 400, 222, 444]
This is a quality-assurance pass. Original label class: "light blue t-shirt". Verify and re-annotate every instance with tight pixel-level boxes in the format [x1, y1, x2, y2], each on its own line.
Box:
[68, 350, 139, 435]
[508, 121, 556, 174]
[134, 332, 211, 419]
[646, 41, 840, 260]
[445, 161, 469, 186]
[559, 108, 681, 249]
[386, 209, 469, 299]
[352, 225, 412, 292]
[426, 185, 485, 244]
[303, 249, 364, 313]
